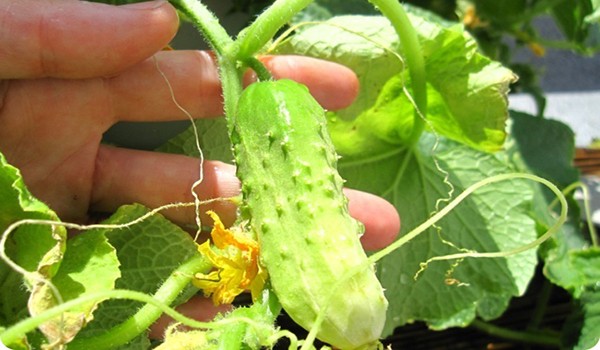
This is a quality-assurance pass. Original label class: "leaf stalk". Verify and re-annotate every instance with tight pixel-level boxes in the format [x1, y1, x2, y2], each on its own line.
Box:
[368, 0, 427, 146]
[471, 319, 562, 348]
[234, 0, 314, 59]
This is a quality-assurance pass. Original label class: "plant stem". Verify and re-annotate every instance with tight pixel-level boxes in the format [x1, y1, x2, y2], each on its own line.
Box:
[243, 56, 273, 82]
[527, 279, 553, 331]
[471, 319, 562, 347]
[168, 0, 243, 133]
[0, 254, 211, 349]
[369, 173, 568, 265]
[168, 0, 233, 55]
[219, 55, 245, 134]
[68, 254, 210, 349]
[368, 0, 427, 146]
[234, 0, 314, 59]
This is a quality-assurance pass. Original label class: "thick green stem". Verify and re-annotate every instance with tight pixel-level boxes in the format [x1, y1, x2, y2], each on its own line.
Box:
[0, 254, 211, 349]
[168, 0, 243, 133]
[70, 255, 209, 349]
[69, 255, 210, 349]
[234, 0, 314, 59]
[368, 0, 427, 146]
[471, 319, 561, 347]
[168, 0, 233, 55]
[219, 55, 245, 134]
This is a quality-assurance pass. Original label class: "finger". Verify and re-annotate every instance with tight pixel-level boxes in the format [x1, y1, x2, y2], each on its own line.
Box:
[91, 145, 240, 227]
[107, 52, 359, 123]
[108, 50, 223, 122]
[92, 146, 399, 250]
[247, 55, 360, 111]
[0, 0, 178, 79]
[149, 296, 232, 339]
[344, 189, 401, 251]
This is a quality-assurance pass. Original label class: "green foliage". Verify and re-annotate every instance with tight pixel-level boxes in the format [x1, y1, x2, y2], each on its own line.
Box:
[337, 132, 539, 333]
[0, 155, 202, 348]
[274, 12, 516, 152]
[0, 154, 66, 348]
[506, 112, 600, 350]
[28, 230, 120, 346]
[154, 3, 592, 347]
[74, 204, 200, 347]
[1, 0, 597, 349]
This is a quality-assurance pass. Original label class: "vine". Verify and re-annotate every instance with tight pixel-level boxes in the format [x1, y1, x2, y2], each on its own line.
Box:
[0, 0, 576, 349]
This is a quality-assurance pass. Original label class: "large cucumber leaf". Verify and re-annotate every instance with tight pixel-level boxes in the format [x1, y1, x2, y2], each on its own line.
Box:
[273, 12, 516, 153]
[0, 152, 121, 349]
[27, 230, 120, 347]
[333, 128, 539, 333]
[0, 153, 66, 349]
[74, 204, 201, 348]
[158, 9, 538, 338]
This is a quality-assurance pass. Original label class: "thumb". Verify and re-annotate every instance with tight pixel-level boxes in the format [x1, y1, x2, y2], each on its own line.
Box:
[0, 0, 178, 79]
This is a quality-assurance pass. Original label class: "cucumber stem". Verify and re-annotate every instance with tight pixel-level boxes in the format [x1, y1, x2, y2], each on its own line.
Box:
[243, 56, 274, 82]
[368, 0, 427, 146]
[234, 0, 314, 59]
[219, 55, 245, 133]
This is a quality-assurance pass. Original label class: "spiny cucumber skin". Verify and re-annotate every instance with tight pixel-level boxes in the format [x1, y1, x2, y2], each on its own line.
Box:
[233, 80, 387, 349]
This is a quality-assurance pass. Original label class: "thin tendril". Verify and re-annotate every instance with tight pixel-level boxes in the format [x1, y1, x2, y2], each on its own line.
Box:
[0, 199, 234, 278]
[1, 289, 260, 345]
[551, 180, 598, 247]
[0, 198, 236, 347]
[152, 56, 206, 241]
[303, 173, 568, 350]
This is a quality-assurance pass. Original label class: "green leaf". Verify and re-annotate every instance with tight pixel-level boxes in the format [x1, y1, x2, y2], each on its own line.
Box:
[331, 129, 538, 333]
[0, 152, 66, 348]
[157, 118, 233, 163]
[551, 0, 596, 46]
[507, 111, 580, 188]
[504, 112, 600, 348]
[27, 230, 120, 346]
[585, 0, 600, 23]
[75, 204, 200, 347]
[0, 153, 66, 280]
[274, 12, 516, 152]
[574, 287, 600, 350]
[471, 0, 528, 26]
[504, 112, 594, 298]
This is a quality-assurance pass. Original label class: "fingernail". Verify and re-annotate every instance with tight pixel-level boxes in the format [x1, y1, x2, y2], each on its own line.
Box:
[122, 0, 167, 10]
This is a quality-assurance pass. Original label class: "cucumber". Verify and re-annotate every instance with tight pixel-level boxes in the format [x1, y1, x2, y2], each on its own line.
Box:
[232, 79, 387, 349]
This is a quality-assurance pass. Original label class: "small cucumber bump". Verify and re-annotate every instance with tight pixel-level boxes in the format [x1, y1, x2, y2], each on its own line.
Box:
[280, 137, 290, 157]
[266, 131, 276, 146]
[275, 204, 284, 217]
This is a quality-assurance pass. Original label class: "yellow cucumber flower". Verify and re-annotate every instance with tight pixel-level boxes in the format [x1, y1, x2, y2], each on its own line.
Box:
[193, 211, 267, 305]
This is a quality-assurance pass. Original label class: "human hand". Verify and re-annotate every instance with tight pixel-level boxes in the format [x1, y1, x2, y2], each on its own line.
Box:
[0, 0, 400, 336]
